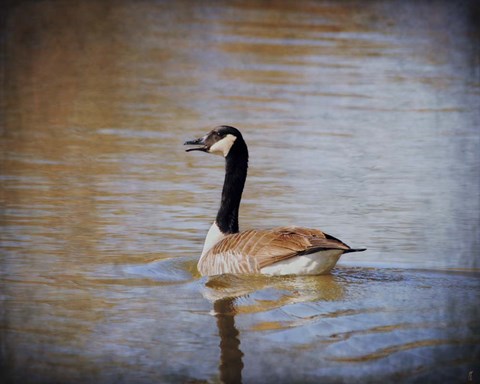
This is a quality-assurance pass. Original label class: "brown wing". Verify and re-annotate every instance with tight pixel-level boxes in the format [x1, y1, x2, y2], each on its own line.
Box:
[251, 226, 350, 268]
[199, 226, 350, 275]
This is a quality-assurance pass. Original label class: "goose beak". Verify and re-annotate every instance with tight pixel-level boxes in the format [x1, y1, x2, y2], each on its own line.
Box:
[184, 136, 208, 152]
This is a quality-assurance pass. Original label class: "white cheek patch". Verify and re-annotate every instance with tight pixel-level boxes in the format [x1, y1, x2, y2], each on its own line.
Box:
[208, 134, 237, 157]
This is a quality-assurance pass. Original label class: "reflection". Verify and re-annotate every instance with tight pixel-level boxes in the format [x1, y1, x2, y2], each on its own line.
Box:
[214, 297, 244, 384]
[205, 272, 347, 383]
[204, 272, 346, 313]
[205, 274, 271, 302]
[205, 276, 270, 384]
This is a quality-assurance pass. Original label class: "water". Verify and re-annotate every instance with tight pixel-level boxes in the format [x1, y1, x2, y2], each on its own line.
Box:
[1, 1, 479, 383]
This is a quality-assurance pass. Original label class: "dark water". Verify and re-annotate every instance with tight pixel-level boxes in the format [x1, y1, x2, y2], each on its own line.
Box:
[1, 1, 479, 383]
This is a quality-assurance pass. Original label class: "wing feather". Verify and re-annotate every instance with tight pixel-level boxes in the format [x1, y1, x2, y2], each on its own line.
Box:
[199, 226, 351, 275]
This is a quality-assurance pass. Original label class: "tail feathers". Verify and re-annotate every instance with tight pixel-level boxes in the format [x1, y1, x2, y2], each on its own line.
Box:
[343, 248, 367, 254]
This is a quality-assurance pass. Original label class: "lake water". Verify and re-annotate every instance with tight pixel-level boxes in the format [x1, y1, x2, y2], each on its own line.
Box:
[1, 1, 479, 383]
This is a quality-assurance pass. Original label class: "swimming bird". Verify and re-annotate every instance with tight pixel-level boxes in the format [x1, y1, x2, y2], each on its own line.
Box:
[184, 125, 365, 276]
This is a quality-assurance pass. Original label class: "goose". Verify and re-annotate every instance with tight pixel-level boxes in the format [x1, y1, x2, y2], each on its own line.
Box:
[184, 125, 366, 276]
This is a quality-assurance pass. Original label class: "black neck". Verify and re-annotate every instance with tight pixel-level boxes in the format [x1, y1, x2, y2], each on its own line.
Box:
[216, 140, 248, 234]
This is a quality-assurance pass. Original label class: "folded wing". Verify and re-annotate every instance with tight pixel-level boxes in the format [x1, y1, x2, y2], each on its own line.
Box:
[198, 226, 351, 275]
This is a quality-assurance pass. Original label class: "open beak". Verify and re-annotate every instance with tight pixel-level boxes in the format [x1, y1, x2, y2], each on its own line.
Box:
[184, 136, 208, 152]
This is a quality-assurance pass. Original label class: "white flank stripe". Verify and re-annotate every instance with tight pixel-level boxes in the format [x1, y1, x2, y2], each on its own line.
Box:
[260, 250, 343, 276]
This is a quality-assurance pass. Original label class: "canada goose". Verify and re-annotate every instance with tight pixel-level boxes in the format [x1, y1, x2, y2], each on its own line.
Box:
[184, 126, 366, 276]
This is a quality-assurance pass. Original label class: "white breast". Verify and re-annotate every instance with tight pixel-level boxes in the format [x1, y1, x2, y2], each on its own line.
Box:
[201, 221, 226, 257]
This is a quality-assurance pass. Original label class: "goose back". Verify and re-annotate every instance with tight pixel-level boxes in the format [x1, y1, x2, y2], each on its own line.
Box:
[197, 226, 351, 276]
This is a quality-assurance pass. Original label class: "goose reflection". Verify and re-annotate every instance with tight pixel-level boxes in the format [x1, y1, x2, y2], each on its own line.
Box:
[205, 272, 346, 383]
[213, 297, 243, 384]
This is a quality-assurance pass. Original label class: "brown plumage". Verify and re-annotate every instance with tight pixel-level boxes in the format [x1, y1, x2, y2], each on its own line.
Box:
[197, 226, 352, 276]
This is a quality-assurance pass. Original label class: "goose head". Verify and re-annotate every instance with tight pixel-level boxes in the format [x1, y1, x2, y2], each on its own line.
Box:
[184, 125, 246, 158]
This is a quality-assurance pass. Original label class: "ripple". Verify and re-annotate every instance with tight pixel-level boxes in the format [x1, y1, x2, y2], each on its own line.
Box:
[329, 338, 480, 363]
[333, 267, 405, 283]
[122, 257, 197, 283]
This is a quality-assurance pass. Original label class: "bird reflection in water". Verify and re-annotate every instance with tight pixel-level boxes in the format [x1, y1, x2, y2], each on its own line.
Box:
[205, 272, 346, 383]
[205, 274, 265, 384]
[213, 297, 244, 384]
[205, 275, 252, 383]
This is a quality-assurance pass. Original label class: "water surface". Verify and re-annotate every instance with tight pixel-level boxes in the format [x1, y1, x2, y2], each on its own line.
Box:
[1, 1, 479, 383]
